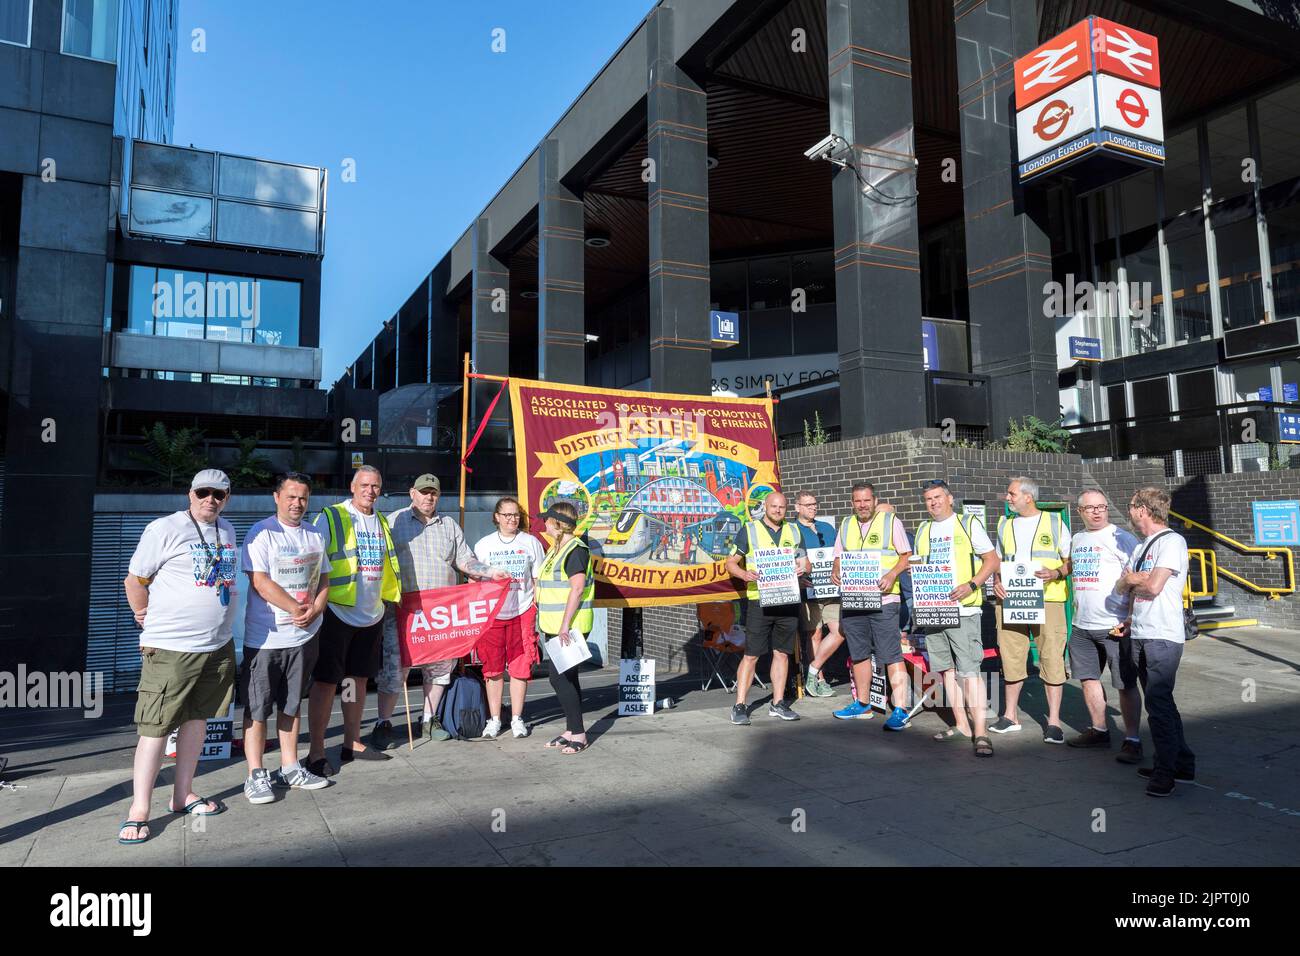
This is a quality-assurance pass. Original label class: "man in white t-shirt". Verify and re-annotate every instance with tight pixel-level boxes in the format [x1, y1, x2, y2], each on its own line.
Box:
[1066, 489, 1143, 760]
[473, 496, 546, 738]
[991, 476, 1072, 742]
[912, 479, 1000, 757]
[306, 466, 403, 777]
[1116, 485, 1195, 798]
[119, 469, 239, 844]
[238, 472, 331, 804]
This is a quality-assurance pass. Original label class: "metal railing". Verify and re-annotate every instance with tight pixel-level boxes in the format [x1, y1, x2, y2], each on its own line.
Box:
[1169, 510, 1294, 600]
[1185, 547, 1217, 603]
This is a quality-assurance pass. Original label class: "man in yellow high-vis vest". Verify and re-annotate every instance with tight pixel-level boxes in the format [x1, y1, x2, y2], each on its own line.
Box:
[991, 476, 1072, 743]
[725, 491, 810, 724]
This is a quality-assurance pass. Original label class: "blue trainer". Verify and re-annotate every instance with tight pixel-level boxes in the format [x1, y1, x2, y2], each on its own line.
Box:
[883, 706, 910, 731]
[833, 699, 874, 720]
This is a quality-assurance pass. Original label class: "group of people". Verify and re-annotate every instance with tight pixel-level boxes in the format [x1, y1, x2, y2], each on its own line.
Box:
[117, 466, 596, 845]
[725, 477, 1196, 797]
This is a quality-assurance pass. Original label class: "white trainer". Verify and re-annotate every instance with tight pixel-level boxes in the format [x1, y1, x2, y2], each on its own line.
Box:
[482, 717, 502, 739]
[511, 716, 530, 738]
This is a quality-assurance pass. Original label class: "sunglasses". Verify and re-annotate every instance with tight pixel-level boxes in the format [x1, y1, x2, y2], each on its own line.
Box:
[194, 488, 227, 501]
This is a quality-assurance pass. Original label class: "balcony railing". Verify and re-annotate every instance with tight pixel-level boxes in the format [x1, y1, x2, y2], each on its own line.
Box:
[108, 332, 323, 382]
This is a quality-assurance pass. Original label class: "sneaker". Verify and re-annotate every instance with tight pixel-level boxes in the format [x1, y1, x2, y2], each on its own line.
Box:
[833, 700, 875, 720]
[804, 672, 836, 698]
[730, 703, 751, 725]
[1043, 725, 1065, 745]
[1068, 727, 1112, 748]
[243, 768, 275, 805]
[1145, 772, 1176, 797]
[271, 765, 329, 791]
[988, 716, 1022, 734]
[768, 701, 800, 721]
[305, 756, 336, 778]
[883, 706, 910, 731]
[370, 719, 396, 751]
[423, 717, 451, 742]
[482, 717, 502, 739]
[1116, 740, 1143, 764]
[1138, 766, 1195, 782]
[511, 716, 530, 738]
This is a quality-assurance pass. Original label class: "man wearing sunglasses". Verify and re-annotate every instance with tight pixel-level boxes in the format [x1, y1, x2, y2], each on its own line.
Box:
[119, 470, 239, 844]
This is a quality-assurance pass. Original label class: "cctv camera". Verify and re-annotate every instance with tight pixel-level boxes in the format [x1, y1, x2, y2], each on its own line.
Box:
[804, 134, 838, 161]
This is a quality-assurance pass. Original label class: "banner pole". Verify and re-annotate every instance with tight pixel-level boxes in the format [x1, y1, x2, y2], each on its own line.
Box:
[403, 681, 414, 750]
[765, 380, 801, 701]
[459, 352, 470, 529]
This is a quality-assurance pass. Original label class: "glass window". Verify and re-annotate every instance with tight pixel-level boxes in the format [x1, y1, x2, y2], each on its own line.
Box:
[204, 273, 257, 343]
[1166, 231, 1212, 342]
[1163, 128, 1202, 217]
[710, 260, 747, 313]
[253, 278, 300, 346]
[62, 0, 119, 62]
[1280, 360, 1300, 405]
[152, 269, 207, 339]
[0, 0, 31, 45]
[1231, 362, 1273, 402]
[1105, 383, 1128, 421]
[747, 256, 790, 311]
[791, 250, 834, 307]
[1131, 377, 1170, 418]
[1207, 107, 1253, 203]
[1118, 170, 1159, 232]
[1215, 217, 1266, 329]
[1258, 81, 1300, 188]
[127, 265, 157, 335]
[1176, 369, 1216, 412]
[1268, 203, 1300, 320]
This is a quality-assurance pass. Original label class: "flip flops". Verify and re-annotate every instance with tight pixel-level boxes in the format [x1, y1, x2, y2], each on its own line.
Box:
[545, 735, 570, 749]
[117, 820, 150, 845]
[974, 736, 995, 758]
[560, 739, 589, 755]
[932, 727, 970, 741]
[169, 797, 226, 816]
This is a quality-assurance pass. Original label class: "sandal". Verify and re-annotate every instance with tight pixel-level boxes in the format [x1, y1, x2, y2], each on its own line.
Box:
[545, 735, 570, 749]
[973, 736, 994, 758]
[933, 727, 970, 741]
[117, 820, 150, 845]
[170, 797, 226, 816]
[560, 739, 589, 755]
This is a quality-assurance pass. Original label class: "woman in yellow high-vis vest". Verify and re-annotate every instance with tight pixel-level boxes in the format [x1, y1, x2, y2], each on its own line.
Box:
[538, 501, 595, 755]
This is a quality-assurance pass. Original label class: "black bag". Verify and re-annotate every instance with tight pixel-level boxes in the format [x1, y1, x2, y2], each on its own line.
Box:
[1132, 530, 1198, 642]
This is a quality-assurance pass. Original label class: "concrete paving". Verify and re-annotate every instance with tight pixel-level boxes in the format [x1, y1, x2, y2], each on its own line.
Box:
[1, 626, 1298, 866]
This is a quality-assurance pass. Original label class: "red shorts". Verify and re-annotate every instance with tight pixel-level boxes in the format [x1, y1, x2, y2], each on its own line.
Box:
[478, 605, 539, 680]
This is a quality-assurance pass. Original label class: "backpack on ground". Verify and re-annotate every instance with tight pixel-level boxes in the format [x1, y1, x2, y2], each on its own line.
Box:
[437, 667, 488, 740]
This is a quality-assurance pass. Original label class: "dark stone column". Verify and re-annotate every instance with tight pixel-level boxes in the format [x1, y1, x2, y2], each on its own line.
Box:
[470, 217, 510, 439]
[826, 0, 927, 438]
[538, 138, 587, 384]
[646, 4, 711, 395]
[953, 0, 1057, 434]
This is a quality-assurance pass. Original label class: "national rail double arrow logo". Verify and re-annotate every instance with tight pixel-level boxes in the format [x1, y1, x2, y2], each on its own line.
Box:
[1116, 87, 1149, 128]
[1033, 99, 1073, 141]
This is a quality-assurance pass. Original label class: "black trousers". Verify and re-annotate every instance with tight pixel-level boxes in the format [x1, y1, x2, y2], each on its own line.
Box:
[546, 654, 585, 734]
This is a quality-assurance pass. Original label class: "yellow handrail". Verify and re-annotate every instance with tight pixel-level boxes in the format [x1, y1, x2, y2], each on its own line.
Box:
[1168, 509, 1294, 600]
[1185, 548, 1216, 604]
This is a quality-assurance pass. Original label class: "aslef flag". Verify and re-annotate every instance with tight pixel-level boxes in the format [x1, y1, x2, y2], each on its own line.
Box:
[398, 579, 511, 667]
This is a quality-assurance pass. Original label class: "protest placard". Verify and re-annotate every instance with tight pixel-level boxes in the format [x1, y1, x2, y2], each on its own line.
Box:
[839, 550, 882, 611]
[754, 546, 800, 607]
[1002, 560, 1045, 625]
[805, 546, 838, 600]
[911, 562, 960, 628]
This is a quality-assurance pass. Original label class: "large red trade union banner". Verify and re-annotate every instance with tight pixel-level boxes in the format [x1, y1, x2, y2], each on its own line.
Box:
[508, 378, 782, 608]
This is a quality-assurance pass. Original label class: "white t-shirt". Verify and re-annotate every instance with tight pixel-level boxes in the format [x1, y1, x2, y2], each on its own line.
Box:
[923, 515, 995, 617]
[128, 511, 238, 652]
[241, 516, 327, 650]
[1010, 514, 1072, 562]
[473, 531, 546, 619]
[317, 501, 387, 628]
[1071, 525, 1140, 630]
[1128, 530, 1189, 642]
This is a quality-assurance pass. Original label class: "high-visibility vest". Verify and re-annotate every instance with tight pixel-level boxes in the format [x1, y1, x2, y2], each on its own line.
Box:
[537, 536, 594, 635]
[915, 514, 985, 608]
[737, 519, 799, 602]
[321, 504, 402, 606]
[838, 511, 903, 594]
[997, 511, 1068, 602]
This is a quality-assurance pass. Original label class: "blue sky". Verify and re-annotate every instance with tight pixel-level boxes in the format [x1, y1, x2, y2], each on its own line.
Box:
[174, 0, 653, 385]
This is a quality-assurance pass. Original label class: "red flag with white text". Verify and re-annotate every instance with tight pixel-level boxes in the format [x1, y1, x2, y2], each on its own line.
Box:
[397, 579, 511, 667]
